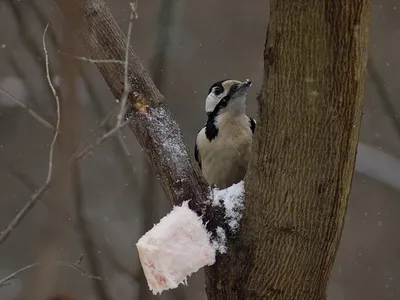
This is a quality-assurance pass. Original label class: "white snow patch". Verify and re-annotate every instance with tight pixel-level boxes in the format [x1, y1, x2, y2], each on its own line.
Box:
[212, 181, 245, 232]
[212, 226, 227, 254]
[145, 107, 189, 177]
[136, 201, 216, 295]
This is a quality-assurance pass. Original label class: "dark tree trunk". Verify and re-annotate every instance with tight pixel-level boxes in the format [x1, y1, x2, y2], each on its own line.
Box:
[205, 1, 371, 299]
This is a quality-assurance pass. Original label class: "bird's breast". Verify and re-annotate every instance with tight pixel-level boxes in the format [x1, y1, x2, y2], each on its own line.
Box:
[199, 117, 253, 189]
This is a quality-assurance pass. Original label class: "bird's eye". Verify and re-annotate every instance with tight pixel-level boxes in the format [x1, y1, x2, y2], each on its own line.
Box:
[214, 87, 223, 95]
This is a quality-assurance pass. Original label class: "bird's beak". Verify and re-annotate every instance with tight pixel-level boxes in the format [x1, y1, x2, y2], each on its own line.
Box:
[235, 79, 252, 96]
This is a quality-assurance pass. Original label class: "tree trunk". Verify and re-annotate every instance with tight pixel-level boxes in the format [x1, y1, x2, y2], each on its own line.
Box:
[205, 1, 371, 299]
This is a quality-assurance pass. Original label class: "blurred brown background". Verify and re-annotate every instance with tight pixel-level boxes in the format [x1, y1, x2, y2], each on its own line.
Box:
[0, 0, 399, 299]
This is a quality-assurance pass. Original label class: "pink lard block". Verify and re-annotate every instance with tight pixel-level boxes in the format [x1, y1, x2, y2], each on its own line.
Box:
[136, 202, 216, 294]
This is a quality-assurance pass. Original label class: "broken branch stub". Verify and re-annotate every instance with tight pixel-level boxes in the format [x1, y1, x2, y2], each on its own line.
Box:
[56, 0, 209, 210]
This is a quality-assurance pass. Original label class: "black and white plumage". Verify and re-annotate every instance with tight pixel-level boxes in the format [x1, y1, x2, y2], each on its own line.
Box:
[195, 79, 256, 189]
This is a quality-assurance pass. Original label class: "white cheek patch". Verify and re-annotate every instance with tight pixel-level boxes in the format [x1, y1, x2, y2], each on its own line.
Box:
[205, 91, 228, 113]
[205, 94, 219, 113]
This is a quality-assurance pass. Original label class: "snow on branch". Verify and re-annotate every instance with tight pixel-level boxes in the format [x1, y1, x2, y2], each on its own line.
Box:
[142, 106, 192, 178]
[58, 0, 209, 209]
[212, 181, 245, 233]
[136, 182, 245, 294]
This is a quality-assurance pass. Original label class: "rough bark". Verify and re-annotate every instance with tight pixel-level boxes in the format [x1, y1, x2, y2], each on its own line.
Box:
[56, 0, 209, 212]
[205, 1, 371, 299]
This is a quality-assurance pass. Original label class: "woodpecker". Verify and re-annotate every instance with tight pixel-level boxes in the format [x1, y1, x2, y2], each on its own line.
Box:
[194, 79, 256, 189]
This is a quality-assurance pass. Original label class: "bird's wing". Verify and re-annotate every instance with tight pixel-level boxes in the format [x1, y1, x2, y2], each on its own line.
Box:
[249, 117, 256, 134]
[194, 128, 203, 169]
[194, 142, 201, 169]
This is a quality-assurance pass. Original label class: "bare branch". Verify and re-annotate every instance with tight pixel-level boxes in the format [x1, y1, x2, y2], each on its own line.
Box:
[130, 1, 139, 20]
[99, 106, 118, 128]
[0, 14, 138, 247]
[0, 256, 102, 288]
[58, 50, 125, 64]
[136, 0, 183, 298]
[58, 2, 138, 176]
[0, 183, 49, 247]
[116, 2, 136, 128]
[113, 2, 139, 172]
[56, 0, 209, 210]
[0, 119, 129, 247]
[74, 169, 112, 300]
[43, 23, 61, 184]
[116, 131, 133, 157]
[6, 164, 38, 193]
[0, 86, 56, 131]
[72, 120, 129, 160]
[0, 23, 63, 247]
[75, 254, 84, 266]
[6, 0, 58, 103]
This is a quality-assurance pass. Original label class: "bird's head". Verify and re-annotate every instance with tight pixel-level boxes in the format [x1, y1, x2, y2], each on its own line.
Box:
[205, 79, 252, 116]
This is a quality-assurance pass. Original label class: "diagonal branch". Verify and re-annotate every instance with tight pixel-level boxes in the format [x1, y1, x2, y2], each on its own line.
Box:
[58, 50, 125, 64]
[0, 87, 56, 131]
[55, 0, 209, 211]
[0, 256, 102, 288]
[0, 120, 129, 247]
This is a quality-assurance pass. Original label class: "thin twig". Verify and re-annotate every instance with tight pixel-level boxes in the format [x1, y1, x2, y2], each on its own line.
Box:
[0, 23, 63, 246]
[0, 180, 50, 247]
[99, 108, 134, 162]
[132, 1, 139, 19]
[0, 1, 138, 250]
[6, 0, 57, 108]
[72, 120, 129, 161]
[0, 120, 129, 247]
[43, 23, 61, 184]
[117, 131, 132, 157]
[58, 0, 210, 213]
[113, 2, 138, 171]
[75, 254, 84, 265]
[6, 164, 38, 193]
[0, 256, 102, 287]
[116, 2, 136, 127]
[63, 2, 138, 166]
[74, 168, 112, 300]
[82, 66, 140, 187]
[0, 86, 56, 131]
[99, 106, 118, 128]
[58, 50, 125, 65]
[136, 0, 180, 297]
